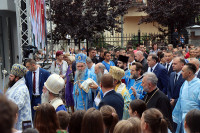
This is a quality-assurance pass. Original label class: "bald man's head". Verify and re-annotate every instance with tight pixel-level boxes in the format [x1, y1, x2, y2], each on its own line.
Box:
[135, 51, 144, 62]
[95, 63, 105, 74]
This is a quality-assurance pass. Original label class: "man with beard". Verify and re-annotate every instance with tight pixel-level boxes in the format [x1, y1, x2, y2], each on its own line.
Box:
[141, 72, 172, 129]
[109, 66, 131, 119]
[95, 63, 107, 85]
[173, 63, 200, 133]
[41, 74, 66, 112]
[117, 55, 129, 71]
[117, 55, 130, 85]
[73, 53, 97, 110]
[128, 62, 146, 100]
[91, 63, 108, 106]
[6, 64, 32, 130]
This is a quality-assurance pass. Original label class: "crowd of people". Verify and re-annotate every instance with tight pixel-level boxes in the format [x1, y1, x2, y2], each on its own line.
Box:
[0, 43, 200, 133]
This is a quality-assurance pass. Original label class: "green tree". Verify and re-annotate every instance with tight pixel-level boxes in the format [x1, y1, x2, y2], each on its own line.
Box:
[138, 0, 200, 41]
[50, 0, 131, 44]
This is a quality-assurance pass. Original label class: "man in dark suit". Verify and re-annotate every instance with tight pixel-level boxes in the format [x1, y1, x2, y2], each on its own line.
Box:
[189, 58, 200, 79]
[167, 57, 185, 108]
[98, 74, 124, 120]
[25, 59, 50, 119]
[164, 50, 174, 75]
[147, 54, 169, 94]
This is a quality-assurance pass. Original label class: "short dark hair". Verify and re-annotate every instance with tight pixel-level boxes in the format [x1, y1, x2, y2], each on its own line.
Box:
[149, 54, 159, 63]
[57, 111, 70, 130]
[185, 109, 200, 133]
[25, 59, 36, 65]
[89, 47, 96, 52]
[178, 57, 186, 65]
[104, 51, 110, 57]
[157, 51, 164, 61]
[185, 63, 197, 74]
[101, 74, 114, 88]
[132, 62, 143, 75]
[129, 99, 146, 118]
[127, 51, 134, 57]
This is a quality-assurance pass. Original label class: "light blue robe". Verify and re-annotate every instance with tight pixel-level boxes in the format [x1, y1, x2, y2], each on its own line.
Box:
[127, 76, 146, 100]
[122, 70, 131, 85]
[6, 78, 32, 130]
[172, 77, 200, 133]
[89, 64, 95, 74]
[73, 68, 97, 110]
[102, 60, 115, 72]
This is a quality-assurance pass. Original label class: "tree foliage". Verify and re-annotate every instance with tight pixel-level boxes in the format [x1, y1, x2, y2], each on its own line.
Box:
[138, 0, 200, 32]
[50, 0, 131, 42]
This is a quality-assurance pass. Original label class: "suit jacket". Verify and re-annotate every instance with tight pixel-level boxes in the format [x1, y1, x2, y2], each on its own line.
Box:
[152, 63, 169, 94]
[168, 65, 174, 76]
[99, 90, 124, 120]
[197, 70, 200, 79]
[164, 63, 174, 76]
[167, 72, 185, 102]
[140, 58, 148, 72]
[25, 68, 50, 101]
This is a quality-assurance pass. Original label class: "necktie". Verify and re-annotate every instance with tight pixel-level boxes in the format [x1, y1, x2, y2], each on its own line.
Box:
[174, 74, 178, 84]
[33, 72, 36, 94]
[166, 64, 169, 71]
[151, 68, 153, 72]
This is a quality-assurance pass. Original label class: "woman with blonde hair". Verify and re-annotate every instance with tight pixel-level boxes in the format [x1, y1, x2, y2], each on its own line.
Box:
[63, 53, 70, 63]
[100, 105, 119, 133]
[65, 55, 76, 112]
[141, 108, 168, 133]
[127, 117, 141, 133]
[113, 120, 134, 133]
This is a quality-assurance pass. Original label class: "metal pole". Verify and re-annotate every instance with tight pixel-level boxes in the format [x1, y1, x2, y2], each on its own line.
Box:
[121, 15, 124, 48]
[49, 0, 53, 60]
[138, 29, 141, 45]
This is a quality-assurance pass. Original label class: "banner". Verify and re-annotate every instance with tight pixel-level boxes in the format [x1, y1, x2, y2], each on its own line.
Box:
[30, 0, 46, 49]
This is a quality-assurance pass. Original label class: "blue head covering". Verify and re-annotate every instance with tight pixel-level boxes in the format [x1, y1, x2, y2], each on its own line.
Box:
[75, 53, 87, 64]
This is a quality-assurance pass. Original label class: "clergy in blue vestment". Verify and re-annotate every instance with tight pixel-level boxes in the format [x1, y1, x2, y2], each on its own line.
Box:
[173, 63, 200, 133]
[86, 57, 95, 73]
[102, 52, 115, 72]
[6, 64, 32, 130]
[73, 53, 97, 110]
[128, 62, 146, 100]
[117, 55, 129, 84]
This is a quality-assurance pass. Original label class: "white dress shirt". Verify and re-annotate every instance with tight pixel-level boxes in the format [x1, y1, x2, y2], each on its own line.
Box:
[147, 63, 158, 72]
[165, 60, 173, 71]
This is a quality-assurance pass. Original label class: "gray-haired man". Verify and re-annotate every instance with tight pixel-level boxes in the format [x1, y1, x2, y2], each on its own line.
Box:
[142, 72, 172, 128]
